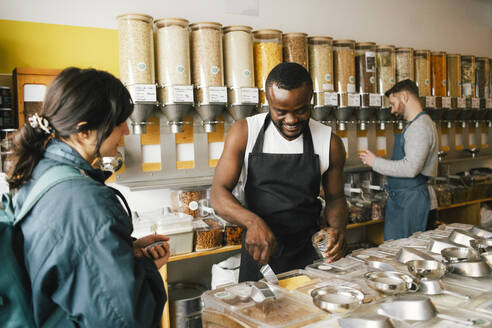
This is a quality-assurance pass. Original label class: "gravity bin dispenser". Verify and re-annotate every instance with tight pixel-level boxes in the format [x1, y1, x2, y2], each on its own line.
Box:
[333, 39, 357, 131]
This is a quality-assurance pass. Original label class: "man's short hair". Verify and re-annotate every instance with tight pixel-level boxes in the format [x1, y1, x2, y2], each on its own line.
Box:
[384, 79, 419, 98]
[265, 62, 313, 91]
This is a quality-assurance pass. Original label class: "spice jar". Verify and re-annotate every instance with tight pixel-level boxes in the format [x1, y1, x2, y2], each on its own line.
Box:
[396, 48, 414, 82]
[308, 36, 334, 92]
[447, 54, 462, 98]
[117, 14, 155, 86]
[193, 217, 224, 251]
[415, 50, 431, 97]
[171, 189, 204, 218]
[190, 22, 224, 104]
[155, 18, 191, 87]
[333, 40, 356, 94]
[376, 45, 396, 95]
[431, 52, 447, 97]
[253, 29, 283, 106]
[223, 25, 255, 106]
[355, 42, 377, 94]
[475, 57, 489, 98]
[461, 55, 475, 98]
[283, 33, 308, 70]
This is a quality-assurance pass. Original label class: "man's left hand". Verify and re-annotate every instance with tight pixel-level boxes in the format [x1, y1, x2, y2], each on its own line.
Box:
[321, 227, 346, 263]
[359, 150, 376, 167]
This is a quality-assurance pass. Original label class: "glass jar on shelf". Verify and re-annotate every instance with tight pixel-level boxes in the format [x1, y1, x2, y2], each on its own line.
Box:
[252, 29, 283, 107]
[396, 47, 414, 82]
[282, 32, 308, 70]
[447, 54, 462, 98]
[415, 50, 431, 97]
[193, 217, 224, 251]
[333, 40, 356, 94]
[308, 36, 334, 93]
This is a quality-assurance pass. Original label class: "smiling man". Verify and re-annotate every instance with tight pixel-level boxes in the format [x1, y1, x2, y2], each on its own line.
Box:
[211, 63, 348, 282]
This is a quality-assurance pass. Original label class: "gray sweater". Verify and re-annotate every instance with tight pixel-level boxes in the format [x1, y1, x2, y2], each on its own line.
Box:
[373, 113, 438, 178]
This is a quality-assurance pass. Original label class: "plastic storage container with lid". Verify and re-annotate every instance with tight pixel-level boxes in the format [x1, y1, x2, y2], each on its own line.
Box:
[395, 47, 414, 82]
[431, 52, 447, 97]
[171, 189, 204, 218]
[308, 36, 334, 93]
[333, 40, 356, 94]
[447, 54, 462, 98]
[201, 281, 327, 328]
[461, 55, 476, 98]
[190, 21, 224, 104]
[376, 45, 396, 96]
[131, 209, 194, 256]
[193, 217, 224, 251]
[223, 222, 244, 246]
[475, 57, 489, 98]
[355, 42, 377, 95]
[117, 13, 155, 86]
[253, 29, 283, 108]
[282, 32, 308, 70]
[415, 50, 431, 97]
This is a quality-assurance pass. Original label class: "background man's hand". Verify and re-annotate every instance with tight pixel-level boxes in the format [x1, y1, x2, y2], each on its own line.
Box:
[245, 218, 277, 265]
[359, 149, 376, 167]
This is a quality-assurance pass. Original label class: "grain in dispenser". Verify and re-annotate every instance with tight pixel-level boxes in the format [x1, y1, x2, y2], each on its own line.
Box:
[461, 55, 475, 124]
[283, 33, 309, 70]
[475, 57, 489, 122]
[155, 17, 193, 133]
[190, 21, 226, 133]
[396, 47, 415, 82]
[376, 45, 396, 109]
[430, 51, 447, 120]
[415, 50, 432, 97]
[355, 42, 378, 129]
[223, 25, 258, 120]
[253, 29, 282, 112]
[333, 39, 356, 130]
[308, 36, 336, 122]
[117, 13, 157, 134]
[444, 54, 461, 124]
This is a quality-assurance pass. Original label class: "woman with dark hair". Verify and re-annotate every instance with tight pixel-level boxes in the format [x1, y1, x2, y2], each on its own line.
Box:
[8, 67, 168, 327]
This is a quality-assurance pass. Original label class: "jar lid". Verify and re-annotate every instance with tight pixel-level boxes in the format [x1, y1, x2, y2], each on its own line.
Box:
[308, 36, 333, 42]
[396, 47, 413, 52]
[223, 25, 253, 33]
[356, 42, 376, 47]
[189, 21, 223, 30]
[116, 13, 153, 23]
[415, 49, 430, 55]
[253, 29, 283, 39]
[283, 32, 308, 38]
[333, 39, 356, 45]
[431, 51, 446, 56]
[376, 45, 395, 50]
[154, 17, 189, 28]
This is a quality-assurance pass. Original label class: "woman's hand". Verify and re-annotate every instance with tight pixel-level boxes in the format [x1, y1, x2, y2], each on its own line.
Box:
[134, 234, 170, 269]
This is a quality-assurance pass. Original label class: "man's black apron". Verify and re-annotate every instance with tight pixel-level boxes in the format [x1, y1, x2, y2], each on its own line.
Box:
[239, 114, 322, 282]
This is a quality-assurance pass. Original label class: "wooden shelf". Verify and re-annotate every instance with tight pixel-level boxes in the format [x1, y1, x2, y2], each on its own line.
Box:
[347, 219, 384, 229]
[169, 245, 241, 262]
[437, 197, 492, 211]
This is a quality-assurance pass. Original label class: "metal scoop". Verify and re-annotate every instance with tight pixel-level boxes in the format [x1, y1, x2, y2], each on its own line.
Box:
[348, 255, 396, 272]
[419, 279, 470, 300]
[260, 264, 279, 285]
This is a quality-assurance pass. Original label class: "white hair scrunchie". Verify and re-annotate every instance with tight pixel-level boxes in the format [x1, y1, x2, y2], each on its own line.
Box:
[28, 113, 52, 135]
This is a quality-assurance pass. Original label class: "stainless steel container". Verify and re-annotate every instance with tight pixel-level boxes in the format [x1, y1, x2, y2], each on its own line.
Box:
[169, 282, 206, 328]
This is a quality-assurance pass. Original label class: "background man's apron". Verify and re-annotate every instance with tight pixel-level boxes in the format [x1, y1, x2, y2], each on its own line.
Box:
[239, 114, 322, 282]
[384, 111, 430, 240]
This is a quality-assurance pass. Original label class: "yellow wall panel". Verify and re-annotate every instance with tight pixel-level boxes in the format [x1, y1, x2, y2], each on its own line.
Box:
[207, 116, 225, 143]
[175, 116, 194, 144]
[140, 116, 161, 145]
[208, 159, 219, 167]
[106, 164, 126, 183]
[0, 19, 118, 76]
[142, 162, 162, 172]
[176, 161, 194, 169]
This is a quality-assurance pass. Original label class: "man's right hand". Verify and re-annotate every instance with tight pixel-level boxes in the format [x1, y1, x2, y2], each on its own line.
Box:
[245, 218, 277, 265]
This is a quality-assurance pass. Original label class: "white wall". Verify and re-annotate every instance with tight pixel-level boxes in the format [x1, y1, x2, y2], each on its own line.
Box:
[1, 0, 491, 56]
[3, 0, 491, 211]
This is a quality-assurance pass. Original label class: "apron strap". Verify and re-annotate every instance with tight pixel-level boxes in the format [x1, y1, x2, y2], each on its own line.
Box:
[251, 114, 315, 155]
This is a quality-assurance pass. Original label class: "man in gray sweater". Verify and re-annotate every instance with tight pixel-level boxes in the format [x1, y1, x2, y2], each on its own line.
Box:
[360, 79, 438, 240]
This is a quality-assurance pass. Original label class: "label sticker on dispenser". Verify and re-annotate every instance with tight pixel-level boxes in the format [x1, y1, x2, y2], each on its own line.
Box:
[425, 96, 436, 108]
[365, 52, 376, 72]
[442, 97, 451, 109]
[324, 74, 332, 82]
[322, 83, 333, 91]
[369, 94, 381, 107]
[128, 84, 156, 102]
[210, 66, 220, 75]
[324, 92, 338, 106]
[457, 97, 466, 108]
[348, 93, 360, 107]
[172, 86, 194, 103]
[209, 87, 227, 103]
[137, 62, 147, 72]
[241, 88, 258, 104]
[463, 83, 472, 96]
[472, 98, 480, 109]
[487, 98, 492, 109]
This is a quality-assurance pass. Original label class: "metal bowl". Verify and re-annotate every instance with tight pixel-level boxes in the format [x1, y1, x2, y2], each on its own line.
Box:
[427, 237, 461, 254]
[447, 260, 491, 277]
[379, 295, 436, 321]
[406, 260, 447, 280]
[338, 313, 395, 328]
[449, 229, 483, 247]
[364, 271, 418, 295]
[470, 238, 492, 253]
[311, 286, 364, 314]
[441, 247, 481, 263]
[396, 247, 435, 264]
